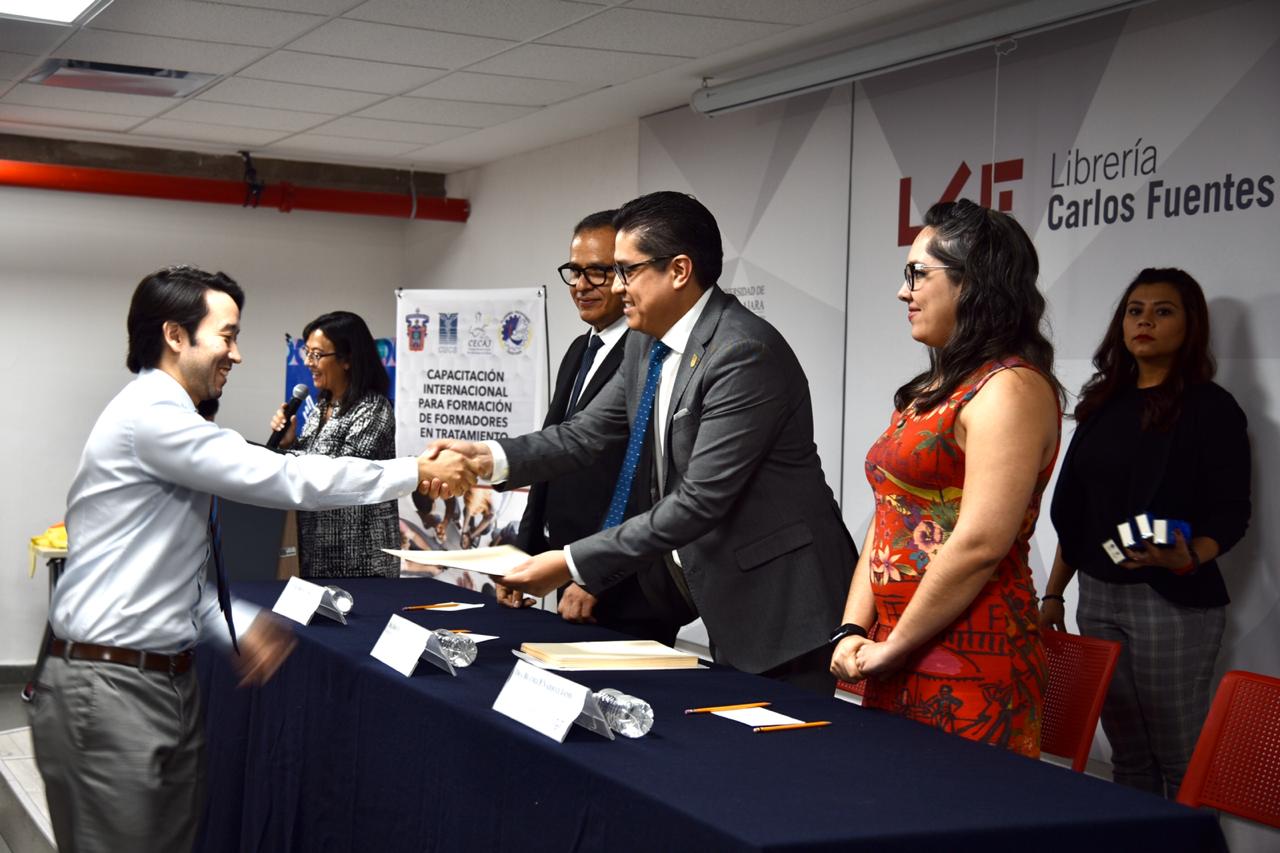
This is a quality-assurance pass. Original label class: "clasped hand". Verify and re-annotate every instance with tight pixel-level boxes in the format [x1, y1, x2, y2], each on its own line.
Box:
[829, 636, 907, 682]
[415, 439, 491, 498]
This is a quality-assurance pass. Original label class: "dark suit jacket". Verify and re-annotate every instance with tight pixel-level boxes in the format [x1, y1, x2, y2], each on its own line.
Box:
[499, 287, 856, 673]
[515, 329, 689, 634]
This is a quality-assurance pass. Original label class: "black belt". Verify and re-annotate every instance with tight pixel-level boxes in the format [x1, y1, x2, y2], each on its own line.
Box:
[48, 638, 194, 675]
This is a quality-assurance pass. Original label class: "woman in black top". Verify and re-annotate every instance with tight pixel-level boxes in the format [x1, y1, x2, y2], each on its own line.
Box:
[1041, 268, 1250, 798]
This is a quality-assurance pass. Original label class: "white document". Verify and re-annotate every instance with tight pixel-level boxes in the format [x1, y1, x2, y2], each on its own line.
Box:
[712, 707, 804, 728]
[383, 545, 530, 577]
[492, 660, 591, 742]
[510, 650, 707, 672]
[370, 614, 434, 677]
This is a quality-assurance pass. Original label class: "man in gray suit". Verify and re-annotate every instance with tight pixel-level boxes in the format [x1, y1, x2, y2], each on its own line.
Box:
[437, 191, 854, 691]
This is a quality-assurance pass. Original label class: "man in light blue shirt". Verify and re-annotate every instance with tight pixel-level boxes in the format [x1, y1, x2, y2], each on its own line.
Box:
[28, 266, 475, 853]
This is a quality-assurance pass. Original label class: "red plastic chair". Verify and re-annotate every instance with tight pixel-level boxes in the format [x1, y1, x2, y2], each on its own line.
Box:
[1177, 670, 1280, 828]
[1040, 628, 1121, 772]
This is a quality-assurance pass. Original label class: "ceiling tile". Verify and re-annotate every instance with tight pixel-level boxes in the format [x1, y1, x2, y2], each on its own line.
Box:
[468, 43, 676, 85]
[1, 81, 174, 117]
[57, 29, 266, 74]
[537, 7, 786, 58]
[0, 18, 69, 55]
[0, 50, 38, 80]
[311, 115, 472, 144]
[288, 19, 513, 69]
[623, 0, 866, 25]
[211, 0, 354, 13]
[239, 50, 445, 94]
[199, 76, 383, 113]
[405, 71, 595, 106]
[345, 0, 595, 41]
[130, 117, 288, 146]
[356, 96, 534, 128]
[88, 0, 327, 49]
[164, 99, 330, 132]
[267, 133, 423, 159]
[0, 103, 139, 131]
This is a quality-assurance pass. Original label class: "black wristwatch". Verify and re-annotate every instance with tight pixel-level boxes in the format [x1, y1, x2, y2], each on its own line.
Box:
[829, 623, 869, 645]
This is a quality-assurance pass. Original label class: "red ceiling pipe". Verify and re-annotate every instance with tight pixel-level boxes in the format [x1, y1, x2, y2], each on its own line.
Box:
[0, 159, 470, 222]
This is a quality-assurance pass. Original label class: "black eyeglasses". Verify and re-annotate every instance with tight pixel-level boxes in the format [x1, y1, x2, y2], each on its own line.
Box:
[614, 255, 675, 286]
[557, 263, 614, 288]
[903, 262, 957, 291]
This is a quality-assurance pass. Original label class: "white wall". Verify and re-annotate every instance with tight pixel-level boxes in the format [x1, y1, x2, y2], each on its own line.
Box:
[1, 186, 408, 664]
[404, 121, 640, 363]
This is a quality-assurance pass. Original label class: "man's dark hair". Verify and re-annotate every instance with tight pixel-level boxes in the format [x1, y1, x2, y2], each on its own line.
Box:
[612, 192, 722, 287]
[302, 310, 390, 413]
[126, 266, 245, 373]
[574, 209, 617, 235]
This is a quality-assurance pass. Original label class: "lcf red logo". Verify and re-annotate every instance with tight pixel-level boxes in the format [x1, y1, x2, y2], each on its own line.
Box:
[898, 159, 1024, 246]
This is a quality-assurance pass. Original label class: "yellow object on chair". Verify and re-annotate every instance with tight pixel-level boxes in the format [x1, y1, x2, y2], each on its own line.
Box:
[29, 522, 67, 577]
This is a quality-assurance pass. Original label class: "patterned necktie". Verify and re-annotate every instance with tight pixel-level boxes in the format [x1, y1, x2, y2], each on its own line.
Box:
[602, 341, 670, 529]
[565, 334, 604, 416]
[208, 497, 239, 653]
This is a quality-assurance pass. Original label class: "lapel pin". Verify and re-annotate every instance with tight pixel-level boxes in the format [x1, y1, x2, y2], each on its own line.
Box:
[690, 354, 699, 369]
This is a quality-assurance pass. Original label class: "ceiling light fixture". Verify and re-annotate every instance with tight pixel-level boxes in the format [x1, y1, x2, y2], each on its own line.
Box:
[691, 0, 1156, 116]
[0, 0, 112, 25]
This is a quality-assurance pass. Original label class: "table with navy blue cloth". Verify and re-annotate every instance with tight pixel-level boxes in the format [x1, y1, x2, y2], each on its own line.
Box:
[195, 578, 1225, 853]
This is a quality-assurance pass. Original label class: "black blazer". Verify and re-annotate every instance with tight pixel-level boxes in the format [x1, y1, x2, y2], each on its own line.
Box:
[1051, 381, 1250, 607]
[515, 329, 690, 630]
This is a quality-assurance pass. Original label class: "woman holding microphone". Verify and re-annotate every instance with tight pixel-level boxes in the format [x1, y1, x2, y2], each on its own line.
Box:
[271, 310, 400, 578]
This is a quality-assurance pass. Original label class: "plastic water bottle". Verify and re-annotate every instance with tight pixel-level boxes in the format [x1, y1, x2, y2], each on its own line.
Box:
[324, 586, 354, 615]
[432, 630, 478, 668]
[594, 688, 654, 738]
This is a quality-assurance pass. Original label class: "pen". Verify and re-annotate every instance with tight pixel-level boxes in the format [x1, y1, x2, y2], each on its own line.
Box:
[684, 701, 771, 715]
[401, 602, 460, 611]
[753, 721, 831, 733]
[446, 629, 471, 633]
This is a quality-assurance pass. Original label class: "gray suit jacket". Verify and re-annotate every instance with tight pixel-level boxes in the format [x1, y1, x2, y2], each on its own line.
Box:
[499, 286, 854, 673]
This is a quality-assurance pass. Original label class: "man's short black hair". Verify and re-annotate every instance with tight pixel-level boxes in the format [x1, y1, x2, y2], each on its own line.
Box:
[126, 266, 244, 373]
[573, 209, 617, 235]
[612, 192, 722, 287]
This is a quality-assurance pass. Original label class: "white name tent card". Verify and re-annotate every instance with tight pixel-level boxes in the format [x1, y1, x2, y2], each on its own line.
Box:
[370, 614, 473, 677]
[272, 576, 348, 626]
[492, 661, 614, 742]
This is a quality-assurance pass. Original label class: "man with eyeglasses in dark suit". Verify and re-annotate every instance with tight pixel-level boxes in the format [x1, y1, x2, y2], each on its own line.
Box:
[504, 211, 689, 645]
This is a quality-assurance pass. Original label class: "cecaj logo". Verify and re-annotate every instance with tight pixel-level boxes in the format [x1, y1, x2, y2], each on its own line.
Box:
[897, 159, 1023, 246]
[405, 311, 429, 352]
[500, 310, 532, 354]
[466, 311, 493, 355]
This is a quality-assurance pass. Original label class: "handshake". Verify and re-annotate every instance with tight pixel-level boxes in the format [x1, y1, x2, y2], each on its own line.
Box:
[415, 439, 497, 499]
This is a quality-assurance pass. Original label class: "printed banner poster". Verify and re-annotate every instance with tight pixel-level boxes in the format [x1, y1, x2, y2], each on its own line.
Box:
[395, 288, 548, 589]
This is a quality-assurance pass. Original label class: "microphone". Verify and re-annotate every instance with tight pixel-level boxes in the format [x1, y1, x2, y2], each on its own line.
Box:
[267, 384, 310, 450]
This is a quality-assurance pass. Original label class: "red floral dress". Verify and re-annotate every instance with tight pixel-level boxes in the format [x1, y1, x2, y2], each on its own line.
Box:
[862, 359, 1056, 757]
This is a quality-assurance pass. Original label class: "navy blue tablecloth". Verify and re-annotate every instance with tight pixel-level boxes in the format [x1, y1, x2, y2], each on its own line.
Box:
[195, 578, 1225, 853]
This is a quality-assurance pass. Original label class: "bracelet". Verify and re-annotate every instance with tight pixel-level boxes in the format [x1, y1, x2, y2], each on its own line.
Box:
[1175, 548, 1202, 575]
[1041, 594, 1065, 604]
[829, 623, 869, 645]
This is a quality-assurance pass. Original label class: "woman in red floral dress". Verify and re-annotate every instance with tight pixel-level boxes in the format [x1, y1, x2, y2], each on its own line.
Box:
[830, 199, 1063, 757]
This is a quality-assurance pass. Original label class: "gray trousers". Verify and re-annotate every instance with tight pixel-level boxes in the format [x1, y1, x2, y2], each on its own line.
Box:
[27, 655, 206, 853]
[1077, 574, 1225, 799]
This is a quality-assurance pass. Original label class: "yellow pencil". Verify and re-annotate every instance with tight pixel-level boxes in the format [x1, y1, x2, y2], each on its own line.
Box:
[753, 721, 831, 733]
[401, 602, 460, 611]
[684, 701, 771, 715]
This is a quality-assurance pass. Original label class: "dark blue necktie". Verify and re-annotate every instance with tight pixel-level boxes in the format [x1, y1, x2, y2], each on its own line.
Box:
[565, 334, 604, 416]
[208, 497, 239, 653]
[602, 341, 670, 529]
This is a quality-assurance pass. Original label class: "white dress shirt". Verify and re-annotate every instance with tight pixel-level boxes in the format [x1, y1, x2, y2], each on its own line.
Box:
[488, 287, 714, 584]
[576, 315, 628, 401]
[51, 369, 419, 654]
